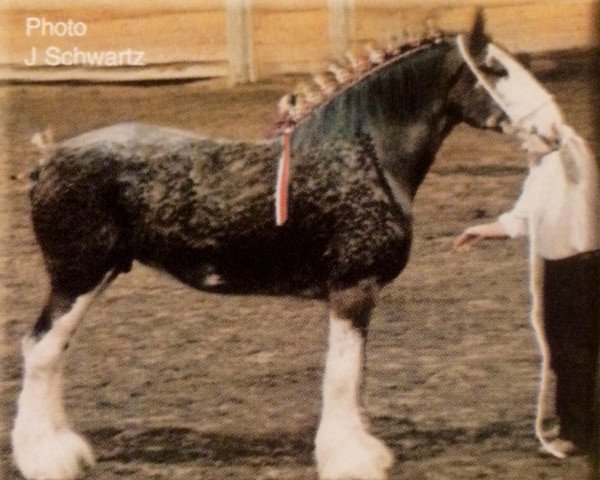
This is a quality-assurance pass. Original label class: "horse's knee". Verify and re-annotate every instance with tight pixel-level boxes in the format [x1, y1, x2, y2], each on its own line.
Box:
[329, 278, 378, 329]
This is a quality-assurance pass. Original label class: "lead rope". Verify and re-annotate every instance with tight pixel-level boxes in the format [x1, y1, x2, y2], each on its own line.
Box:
[275, 127, 292, 225]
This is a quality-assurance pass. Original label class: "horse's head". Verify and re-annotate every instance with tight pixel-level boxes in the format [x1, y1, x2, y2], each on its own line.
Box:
[448, 11, 563, 140]
[446, 12, 510, 131]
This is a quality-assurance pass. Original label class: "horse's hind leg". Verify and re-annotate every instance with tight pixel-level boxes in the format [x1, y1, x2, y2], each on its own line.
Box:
[12, 271, 115, 480]
[315, 279, 394, 480]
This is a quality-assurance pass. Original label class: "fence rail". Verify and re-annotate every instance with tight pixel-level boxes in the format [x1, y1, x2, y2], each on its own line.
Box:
[0, 0, 597, 83]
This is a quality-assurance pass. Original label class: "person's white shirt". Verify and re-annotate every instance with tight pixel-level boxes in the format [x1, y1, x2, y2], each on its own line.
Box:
[497, 125, 599, 259]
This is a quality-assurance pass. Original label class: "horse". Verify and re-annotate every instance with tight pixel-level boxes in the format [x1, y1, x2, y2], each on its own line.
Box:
[12, 17, 511, 480]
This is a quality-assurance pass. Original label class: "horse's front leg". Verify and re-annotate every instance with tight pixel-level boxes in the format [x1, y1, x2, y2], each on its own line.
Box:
[315, 279, 394, 480]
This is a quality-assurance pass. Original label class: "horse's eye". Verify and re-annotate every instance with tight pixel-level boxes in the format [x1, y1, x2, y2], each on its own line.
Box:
[479, 59, 508, 78]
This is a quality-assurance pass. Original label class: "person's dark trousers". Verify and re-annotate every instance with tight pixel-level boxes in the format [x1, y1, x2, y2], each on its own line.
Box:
[543, 250, 600, 451]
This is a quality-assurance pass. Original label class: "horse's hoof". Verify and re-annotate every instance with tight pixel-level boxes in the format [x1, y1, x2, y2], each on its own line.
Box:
[315, 426, 394, 480]
[12, 426, 95, 480]
[539, 437, 578, 458]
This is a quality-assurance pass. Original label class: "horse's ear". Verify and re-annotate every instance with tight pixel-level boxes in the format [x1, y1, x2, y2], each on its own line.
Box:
[468, 8, 489, 57]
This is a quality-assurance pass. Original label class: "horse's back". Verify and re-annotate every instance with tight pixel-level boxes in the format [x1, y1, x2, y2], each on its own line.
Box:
[60, 122, 207, 150]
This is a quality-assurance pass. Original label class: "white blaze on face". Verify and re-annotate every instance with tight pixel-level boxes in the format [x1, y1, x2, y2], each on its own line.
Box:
[456, 35, 564, 138]
[485, 44, 563, 138]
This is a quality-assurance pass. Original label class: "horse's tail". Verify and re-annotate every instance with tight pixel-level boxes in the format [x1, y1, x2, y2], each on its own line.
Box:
[29, 127, 56, 181]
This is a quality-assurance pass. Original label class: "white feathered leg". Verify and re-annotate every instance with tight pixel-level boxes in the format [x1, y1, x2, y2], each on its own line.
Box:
[12, 276, 111, 480]
[315, 281, 393, 480]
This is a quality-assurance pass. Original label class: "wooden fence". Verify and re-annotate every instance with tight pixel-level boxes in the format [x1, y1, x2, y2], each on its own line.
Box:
[0, 0, 597, 83]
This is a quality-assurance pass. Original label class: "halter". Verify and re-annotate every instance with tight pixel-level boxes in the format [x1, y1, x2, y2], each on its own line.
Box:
[456, 35, 563, 140]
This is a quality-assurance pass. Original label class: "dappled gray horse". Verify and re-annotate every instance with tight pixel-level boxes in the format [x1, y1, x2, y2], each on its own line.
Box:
[13, 20, 509, 480]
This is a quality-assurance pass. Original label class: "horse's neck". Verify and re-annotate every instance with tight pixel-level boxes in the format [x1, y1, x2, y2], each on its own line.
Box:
[371, 114, 456, 199]
[291, 44, 457, 200]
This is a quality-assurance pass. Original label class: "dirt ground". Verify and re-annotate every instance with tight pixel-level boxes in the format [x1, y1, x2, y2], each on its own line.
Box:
[0, 55, 597, 479]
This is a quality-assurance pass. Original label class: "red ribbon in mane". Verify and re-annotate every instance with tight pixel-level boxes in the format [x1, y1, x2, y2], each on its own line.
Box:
[275, 128, 291, 225]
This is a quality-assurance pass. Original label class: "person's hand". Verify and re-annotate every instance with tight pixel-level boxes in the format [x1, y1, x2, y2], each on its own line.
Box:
[453, 222, 508, 252]
[516, 131, 556, 165]
[453, 226, 484, 252]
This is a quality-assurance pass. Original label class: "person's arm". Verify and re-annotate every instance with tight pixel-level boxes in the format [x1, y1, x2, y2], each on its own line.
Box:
[453, 221, 509, 252]
[454, 166, 536, 252]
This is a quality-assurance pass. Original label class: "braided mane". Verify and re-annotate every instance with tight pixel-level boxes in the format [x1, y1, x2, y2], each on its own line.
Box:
[270, 25, 455, 136]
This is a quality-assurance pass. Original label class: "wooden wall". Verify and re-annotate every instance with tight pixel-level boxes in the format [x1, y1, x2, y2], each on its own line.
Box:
[251, 0, 332, 78]
[0, 0, 597, 83]
[0, 1, 229, 82]
[351, 0, 598, 53]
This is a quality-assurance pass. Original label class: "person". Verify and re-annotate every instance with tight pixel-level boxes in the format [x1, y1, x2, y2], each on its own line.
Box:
[453, 125, 599, 458]
[455, 127, 597, 255]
